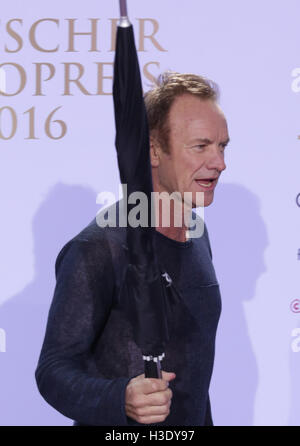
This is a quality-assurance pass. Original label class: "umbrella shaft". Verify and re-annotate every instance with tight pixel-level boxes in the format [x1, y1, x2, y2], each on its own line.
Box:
[119, 0, 128, 17]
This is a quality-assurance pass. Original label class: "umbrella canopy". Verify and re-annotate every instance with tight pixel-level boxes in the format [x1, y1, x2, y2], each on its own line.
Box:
[112, 1, 181, 378]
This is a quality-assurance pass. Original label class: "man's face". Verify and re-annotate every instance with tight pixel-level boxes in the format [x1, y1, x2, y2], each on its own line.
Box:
[151, 93, 229, 207]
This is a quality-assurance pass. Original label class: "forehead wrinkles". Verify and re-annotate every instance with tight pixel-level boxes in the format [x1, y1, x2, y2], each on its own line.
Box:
[169, 103, 227, 142]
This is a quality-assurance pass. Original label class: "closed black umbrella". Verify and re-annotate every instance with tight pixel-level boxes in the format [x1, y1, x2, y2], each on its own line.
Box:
[113, 0, 181, 378]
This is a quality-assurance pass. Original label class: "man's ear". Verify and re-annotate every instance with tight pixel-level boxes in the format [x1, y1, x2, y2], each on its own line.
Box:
[150, 136, 160, 167]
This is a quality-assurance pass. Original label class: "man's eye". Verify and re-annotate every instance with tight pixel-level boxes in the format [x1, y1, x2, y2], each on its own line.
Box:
[193, 145, 206, 149]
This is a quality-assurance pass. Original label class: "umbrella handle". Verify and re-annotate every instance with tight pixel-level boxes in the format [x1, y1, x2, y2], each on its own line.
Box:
[144, 358, 162, 379]
[143, 353, 165, 378]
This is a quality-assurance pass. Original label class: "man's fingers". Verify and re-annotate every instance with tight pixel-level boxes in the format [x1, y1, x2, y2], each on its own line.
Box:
[125, 371, 175, 424]
[142, 371, 176, 395]
[134, 373, 146, 381]
[142, 378, 169, 394]
[133, 401, 171, 418]
[161, 371, 176, 382]
[143, 388, 173, 407]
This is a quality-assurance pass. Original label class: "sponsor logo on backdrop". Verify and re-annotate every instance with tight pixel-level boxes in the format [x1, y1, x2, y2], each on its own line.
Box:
[290, 299, 300, 313]
[0, 17, 167, 140]
[291, 328, 300, 353]
[291, 68, 300, 93]
[291, 69, 300, 139]
[0, 328, 6, 353]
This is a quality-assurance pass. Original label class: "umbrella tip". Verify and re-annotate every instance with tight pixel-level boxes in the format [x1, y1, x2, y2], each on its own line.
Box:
[118, 0, 131, 27]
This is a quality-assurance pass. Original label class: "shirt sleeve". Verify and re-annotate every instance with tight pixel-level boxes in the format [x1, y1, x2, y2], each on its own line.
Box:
[204, 393, 214, 426]
[35, 237, 132, 426]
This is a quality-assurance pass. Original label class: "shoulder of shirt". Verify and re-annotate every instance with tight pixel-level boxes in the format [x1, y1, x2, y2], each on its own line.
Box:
[191, 211, 212, 258]
[54, 199, 127, 271]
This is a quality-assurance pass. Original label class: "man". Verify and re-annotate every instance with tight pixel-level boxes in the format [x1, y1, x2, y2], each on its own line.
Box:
[35, 72, 230, 426]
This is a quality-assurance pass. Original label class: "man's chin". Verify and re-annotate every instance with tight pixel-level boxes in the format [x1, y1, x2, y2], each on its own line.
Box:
[191, 191, 214, 208]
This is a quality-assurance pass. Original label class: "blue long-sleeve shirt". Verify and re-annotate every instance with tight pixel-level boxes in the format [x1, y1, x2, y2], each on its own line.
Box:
[35, 199, 221, 426]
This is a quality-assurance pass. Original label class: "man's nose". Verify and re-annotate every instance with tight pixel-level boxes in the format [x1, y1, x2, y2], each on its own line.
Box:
[206, 147, 226, 173]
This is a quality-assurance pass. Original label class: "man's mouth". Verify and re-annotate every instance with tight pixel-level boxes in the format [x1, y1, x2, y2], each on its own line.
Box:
[195, 178, 217, 188]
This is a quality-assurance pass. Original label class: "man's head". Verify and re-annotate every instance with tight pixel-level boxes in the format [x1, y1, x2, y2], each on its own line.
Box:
[144, 71, 229, 208]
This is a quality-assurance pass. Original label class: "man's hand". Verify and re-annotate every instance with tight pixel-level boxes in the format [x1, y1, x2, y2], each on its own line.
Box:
[125, 371, 176, 424]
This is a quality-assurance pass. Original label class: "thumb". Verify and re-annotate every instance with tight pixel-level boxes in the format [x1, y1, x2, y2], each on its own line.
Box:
[161, 370, 176, 382]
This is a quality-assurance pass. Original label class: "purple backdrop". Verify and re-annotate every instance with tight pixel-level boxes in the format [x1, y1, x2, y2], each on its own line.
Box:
[0, 0, 299, 425]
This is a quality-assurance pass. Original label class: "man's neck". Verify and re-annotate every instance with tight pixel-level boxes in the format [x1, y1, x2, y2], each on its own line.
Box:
[155, 225, 189, 242]
[153, 193, 192, 243]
